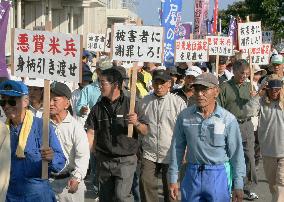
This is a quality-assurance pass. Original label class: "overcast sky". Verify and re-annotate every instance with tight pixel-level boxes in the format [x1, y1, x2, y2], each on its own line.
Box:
[137, 0, 237, 26]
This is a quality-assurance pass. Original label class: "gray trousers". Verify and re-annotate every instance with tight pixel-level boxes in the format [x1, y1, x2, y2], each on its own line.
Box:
[140, 158, 177, 202]
[96, 153, 137, 202]
[239, 120, 258, 194]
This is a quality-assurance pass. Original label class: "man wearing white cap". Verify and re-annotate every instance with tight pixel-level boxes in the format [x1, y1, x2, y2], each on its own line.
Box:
[171, 66, 202, 106]
[270, 54, 284, 80]
[24, 78, 45, 118]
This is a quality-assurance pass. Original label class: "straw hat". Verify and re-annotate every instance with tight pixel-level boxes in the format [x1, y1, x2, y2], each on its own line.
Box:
[253, 65, 267, 77]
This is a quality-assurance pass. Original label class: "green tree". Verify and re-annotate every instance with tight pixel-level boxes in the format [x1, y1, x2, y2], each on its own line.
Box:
[219, 0, 284, 42]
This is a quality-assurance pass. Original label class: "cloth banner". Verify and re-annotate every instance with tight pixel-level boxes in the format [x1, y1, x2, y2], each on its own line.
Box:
[228, 16, 238, 49]
[161, 0, 182, 67]
[0, 1, 11, 77]
[194, 0, 210, 36]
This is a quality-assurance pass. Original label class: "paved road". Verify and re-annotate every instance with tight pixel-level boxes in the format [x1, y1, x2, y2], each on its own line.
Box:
[85, 160, 271, 202]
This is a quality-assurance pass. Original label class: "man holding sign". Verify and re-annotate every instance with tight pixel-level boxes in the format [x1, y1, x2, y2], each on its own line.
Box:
[85, 68, 148, 202]
[0, 80, 66, 202]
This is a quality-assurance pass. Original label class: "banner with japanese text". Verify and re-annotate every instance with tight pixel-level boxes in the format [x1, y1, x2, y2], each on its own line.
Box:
[0, 1, 11, 77]
[251, 43, 271, 65]
[175, 39, 208, 62]
[238, 21, 262, 51]
[161, 0, 182, 67]
[206, 36, 233, 56]
[104, 28, 112, 53]
[87, 33, 106, 52]
[194, 0, 210, 36]
[262, 31, 273, 44]
[228, 16, 238, 49]
[13, 28, 82, 82]
[112, 25, 164, 63]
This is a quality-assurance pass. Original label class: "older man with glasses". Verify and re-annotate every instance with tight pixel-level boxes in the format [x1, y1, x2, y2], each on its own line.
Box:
[168, 73, 245, 202]
[0, 80, 66, 202]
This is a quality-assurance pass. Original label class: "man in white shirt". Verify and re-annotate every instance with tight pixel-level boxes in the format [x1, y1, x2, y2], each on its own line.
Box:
[49, 82, 90, 202]
[0, 121, 10, 202]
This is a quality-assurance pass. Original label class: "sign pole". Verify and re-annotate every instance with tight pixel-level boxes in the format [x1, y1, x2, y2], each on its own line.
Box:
[246, 16, 254, 92]
[42, 21, 52, 179]
[128, 18, 142, 138]
[215, 32, 220, 76]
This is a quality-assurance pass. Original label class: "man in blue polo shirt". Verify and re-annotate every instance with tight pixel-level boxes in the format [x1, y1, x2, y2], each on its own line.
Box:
[168, 73, 246, 202]
[0, 80, 66, 202]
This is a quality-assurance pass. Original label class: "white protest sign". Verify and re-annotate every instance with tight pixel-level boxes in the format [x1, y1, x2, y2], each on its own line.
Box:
[175, 39, 208, 62]
[206, 36, 233, 56]
[262, 31, 273, 44]
[238, 21, 262, 51]
[251, 43, 271, 65]
[112, 25, 164, 63]
[87, 33, 106, 52]
[13, 28, 82, 82]
[104, 28, 112, 53]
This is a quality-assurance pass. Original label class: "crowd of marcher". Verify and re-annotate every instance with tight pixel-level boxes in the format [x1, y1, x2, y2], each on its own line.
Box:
[0, 50, 284, 202]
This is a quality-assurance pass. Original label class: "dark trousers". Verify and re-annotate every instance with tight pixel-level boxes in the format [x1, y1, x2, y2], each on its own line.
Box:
[96, 153, 137, 202]
[254, 131, 261, 166]
[239, 120, 258, 194]
[139, 158, 177, 202]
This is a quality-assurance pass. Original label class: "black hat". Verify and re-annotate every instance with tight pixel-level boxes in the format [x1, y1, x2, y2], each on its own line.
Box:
[153, 69, 171, 81]
[50, 82, 72, 99]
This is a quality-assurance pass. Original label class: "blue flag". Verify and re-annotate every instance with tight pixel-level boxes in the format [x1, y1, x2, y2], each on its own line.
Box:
[161, 0, 182, 67]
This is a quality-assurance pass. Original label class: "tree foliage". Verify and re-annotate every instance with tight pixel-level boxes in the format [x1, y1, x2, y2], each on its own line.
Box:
[219, 0, 284, 42]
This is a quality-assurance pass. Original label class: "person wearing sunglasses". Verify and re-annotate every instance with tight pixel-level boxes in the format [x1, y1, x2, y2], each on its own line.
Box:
[0, 80, 66, 202]
[169, 73, 245, 202]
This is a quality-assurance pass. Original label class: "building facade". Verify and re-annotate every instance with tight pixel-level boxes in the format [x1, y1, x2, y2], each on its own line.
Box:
[5, 0, 138, 55]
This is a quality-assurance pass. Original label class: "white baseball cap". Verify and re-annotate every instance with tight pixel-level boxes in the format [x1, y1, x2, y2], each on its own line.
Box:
[185, 66, 202, 77]
[24, 77, 44, 88]
[271, 54, 284, 65]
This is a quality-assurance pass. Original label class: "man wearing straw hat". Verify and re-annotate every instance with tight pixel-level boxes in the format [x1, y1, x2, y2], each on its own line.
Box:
[218, 59, 259, 200]
[245, 74, 284, 202]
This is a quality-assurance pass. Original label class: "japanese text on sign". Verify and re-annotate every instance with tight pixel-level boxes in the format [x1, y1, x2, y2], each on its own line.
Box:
[175, 39, 208, 62]
[206, 36, 233, 56]
[262, 31, 273, 44]
[13, 28, 81, 82]
[238, 21, 262, 50]
[251, 44, 271, 65]
[104, 28, 112, 53]
[87, 33, 106, 52]
[161, 0, 182, 67]
[112, 25, 164, 63]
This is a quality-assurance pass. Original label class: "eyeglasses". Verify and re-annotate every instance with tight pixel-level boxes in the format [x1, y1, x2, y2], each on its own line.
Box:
[193, 86, 214, 94]
[0, 99, 17, 107]
[98, 80, 113, 86]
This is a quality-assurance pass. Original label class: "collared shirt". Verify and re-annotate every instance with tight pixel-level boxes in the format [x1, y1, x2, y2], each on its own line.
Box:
[8, 117, 66, 195]
[51, 112, 90, 181]
[86, 93, 148, 157]
[168, 104, 246, 189]
[141, 92, 186, 164]
[71, 88, 87, 127]
[0, 121, 10, 201]
[75, 82, 101, 116]
[29, 104, 44, 118]
[244, 96, 284, 157]
[218, 78, 251, 119]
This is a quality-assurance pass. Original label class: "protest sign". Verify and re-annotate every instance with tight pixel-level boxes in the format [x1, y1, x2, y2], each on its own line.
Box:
[112, 24, 164, 63]
[161, 0, 182, 67]
[238, 21, 262, 51]
[194, 0, 210, 36]
[87, 33, 106, 52]
[251, 43, 271, 65]
[104, 28, 112, 53]
[175, 39, 208, 62]
[262, 31, 273, 44]
[206, 36, 233, 56]
[12, 28, 82, 83]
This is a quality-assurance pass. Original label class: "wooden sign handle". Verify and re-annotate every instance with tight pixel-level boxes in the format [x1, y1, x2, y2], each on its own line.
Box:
[42, 21, 52, 179]
[128, 62, 138, 137]
[215, 32, 221, 76]
[246, 16, 254, 92]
